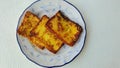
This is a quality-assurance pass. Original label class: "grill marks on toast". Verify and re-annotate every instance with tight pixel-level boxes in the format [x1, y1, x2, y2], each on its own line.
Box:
[31, 15, 63, 54]
[46, 11, 82, 46]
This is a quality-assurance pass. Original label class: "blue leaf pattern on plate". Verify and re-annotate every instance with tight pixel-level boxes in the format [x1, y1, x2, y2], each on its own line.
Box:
[17, 0, 86, 67]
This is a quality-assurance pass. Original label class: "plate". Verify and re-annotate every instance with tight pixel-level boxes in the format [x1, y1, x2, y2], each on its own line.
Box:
[16, 0, 87, 67]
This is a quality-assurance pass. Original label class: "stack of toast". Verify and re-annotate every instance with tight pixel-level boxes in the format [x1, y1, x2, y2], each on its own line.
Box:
[17, 11, 82, 54]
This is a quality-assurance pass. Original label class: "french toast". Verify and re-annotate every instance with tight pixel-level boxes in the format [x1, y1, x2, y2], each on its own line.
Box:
[46, 11, 82, 46]
[17, 11, 45, 49]
[28, 37, 45, 49]
[31, 15, 63, 54]
[17, 11, 40, 37]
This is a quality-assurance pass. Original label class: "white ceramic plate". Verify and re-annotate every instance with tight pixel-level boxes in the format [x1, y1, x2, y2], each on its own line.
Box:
[16, 0, 86, 67]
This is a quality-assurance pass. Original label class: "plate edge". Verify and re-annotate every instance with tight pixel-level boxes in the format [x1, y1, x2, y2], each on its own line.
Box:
[16, 0, 87, 67]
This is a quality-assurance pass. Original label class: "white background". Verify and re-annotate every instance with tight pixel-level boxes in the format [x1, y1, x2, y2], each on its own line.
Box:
[0, 0, 120, 68]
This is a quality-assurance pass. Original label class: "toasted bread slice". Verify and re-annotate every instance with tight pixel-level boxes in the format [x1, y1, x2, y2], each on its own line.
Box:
[31, 15, 63, 54]
[17, 11, 44, 49]
[46, 11, 82, 46]
[28, 37, 45, 49]
[17, 11, 39, 37]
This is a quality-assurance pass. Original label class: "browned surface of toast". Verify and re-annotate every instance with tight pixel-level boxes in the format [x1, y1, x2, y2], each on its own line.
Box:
[17, 11, 44, 49]
[17, 11, 39, 37]
[46, 11, 82, 46]
[17, 10, 82, 54]
[28, 37, 45, 49]
[31, 15, 63, 54]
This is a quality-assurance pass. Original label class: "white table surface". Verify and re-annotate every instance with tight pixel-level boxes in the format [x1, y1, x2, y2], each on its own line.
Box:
[0, 0, 120, 68]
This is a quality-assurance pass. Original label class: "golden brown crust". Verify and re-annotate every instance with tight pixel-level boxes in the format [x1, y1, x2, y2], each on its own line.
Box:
[28, 37, 45, 49]
[17, 11, 40, 37]
[45, 43, 64, 54]
[30, 15, 48, 36]
[31, 15, 63, 54]
[46, 11, 82, 46]
[17, 10, 82, 54]
[69, 25, 82, 46]
[17, 11, 45, 49]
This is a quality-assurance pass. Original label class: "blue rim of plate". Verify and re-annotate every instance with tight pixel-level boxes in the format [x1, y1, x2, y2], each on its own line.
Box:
[16, 0, 87, 67]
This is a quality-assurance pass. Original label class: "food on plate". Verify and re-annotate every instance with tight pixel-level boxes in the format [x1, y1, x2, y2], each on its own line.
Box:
[28, 36, 45, 49]
[17, 11, 45, 49]
[17, 11, 39, 37]
[31, 15, 64, 54]
[46, 11, 82, 46]
[17, 10, 83, 54]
